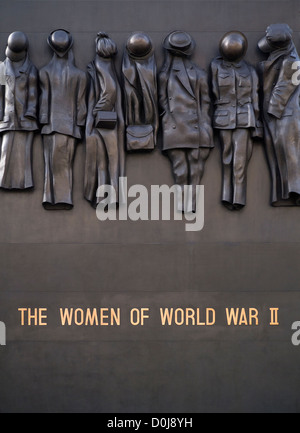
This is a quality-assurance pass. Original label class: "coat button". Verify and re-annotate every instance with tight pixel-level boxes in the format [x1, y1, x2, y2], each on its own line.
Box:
[172, 125, 176, 129]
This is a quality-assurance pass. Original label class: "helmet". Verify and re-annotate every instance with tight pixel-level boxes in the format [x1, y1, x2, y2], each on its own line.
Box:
[6, 31, 28, 62]
[219, 31, 248, 62]
[126, 32, 153, 58]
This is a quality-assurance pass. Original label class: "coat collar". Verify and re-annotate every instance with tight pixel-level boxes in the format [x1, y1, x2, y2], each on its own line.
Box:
[260, 43, 297, 70]
[5, 54, 30, 78]
[222, 60, 243, 68]
[214, 56, 243, 69]
[172, 57, 195, 98]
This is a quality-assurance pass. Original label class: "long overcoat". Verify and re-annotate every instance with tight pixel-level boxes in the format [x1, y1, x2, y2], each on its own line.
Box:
[84, 56, 125, 207]
[39, 52, 87, 139]
[39, 51, 87, 208]
[259, 44, 300, 206]
[0, 55, 38, 189]
[122, 48, 159, 148]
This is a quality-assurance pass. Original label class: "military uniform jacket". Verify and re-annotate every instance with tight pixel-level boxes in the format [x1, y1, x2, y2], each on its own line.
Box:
[211, 57, 262, 136]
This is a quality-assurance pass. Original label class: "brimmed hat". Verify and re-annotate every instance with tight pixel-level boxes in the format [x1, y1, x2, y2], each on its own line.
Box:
[163, 31, 195, 56]
[5, 31, 28, 62]
[126, 32, 153, 59]
[48, 29, 73, 57]
[258, 23, 293, 53]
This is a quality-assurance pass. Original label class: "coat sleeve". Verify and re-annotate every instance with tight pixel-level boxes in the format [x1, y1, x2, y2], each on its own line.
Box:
[0, 85, 5, 121]
[158, 70, 169, 117]
[85, 72, 96, 136]
[199, 71, 214, 148]
[152, 73, 159, 146]
[123, 78, 140, 125]
[268, 59, 298, 119]
[25, 65, 38, 120]
[39, 68, 50, 125]
[210, 60, 220, 103]
[251, 67, 263, 138]
[77, 72, 87, 127]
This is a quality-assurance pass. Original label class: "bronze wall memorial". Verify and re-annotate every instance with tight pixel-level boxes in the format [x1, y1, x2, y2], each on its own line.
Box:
[1, 0, 300, 415]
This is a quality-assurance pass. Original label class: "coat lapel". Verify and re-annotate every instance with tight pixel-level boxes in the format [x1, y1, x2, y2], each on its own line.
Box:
[173, 58, 195, 98]
[187, 64, 197, 95]
[4, 59, 16, 94]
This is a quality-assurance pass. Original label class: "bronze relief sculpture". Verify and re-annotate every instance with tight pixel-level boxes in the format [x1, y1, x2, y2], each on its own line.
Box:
[0, 32, 39, 190]
[39, 29, 87, 210]
[122, 32, 159, 152]
[211, 31, 263, 211]
[84, 32, 125, 208]
[258, 24, 300, 206]
[0, 27, 299, 213]
[159, 31, 214, 212]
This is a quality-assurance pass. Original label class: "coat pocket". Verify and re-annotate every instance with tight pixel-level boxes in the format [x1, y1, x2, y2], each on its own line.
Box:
[238, 73, 251, 88]
[218, 73, 231, 87]
[282, 108, 294, 117]
[237, 111, 249, 127]
[214, 110, 230, 128]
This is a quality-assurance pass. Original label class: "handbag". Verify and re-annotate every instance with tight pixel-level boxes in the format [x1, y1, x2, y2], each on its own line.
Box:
[95, 110, 118, 129]
[126, 124, 154, 151]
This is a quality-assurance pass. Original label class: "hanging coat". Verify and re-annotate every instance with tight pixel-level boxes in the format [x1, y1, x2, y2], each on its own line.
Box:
[0, 55, 38, 189]
[39, 51, 87, 139]
[122, 48, 159, 150]
[259, 43, 300, 206]
[159, 55, 213, 152]
[84, 56, 125, 208]
[39, 50, 87, 209]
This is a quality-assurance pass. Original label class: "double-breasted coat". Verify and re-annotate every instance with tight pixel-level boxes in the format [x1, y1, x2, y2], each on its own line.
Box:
[159, 56, 214, 152]
[259, 44, 300, 206]
[159, 53, 213, 213]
